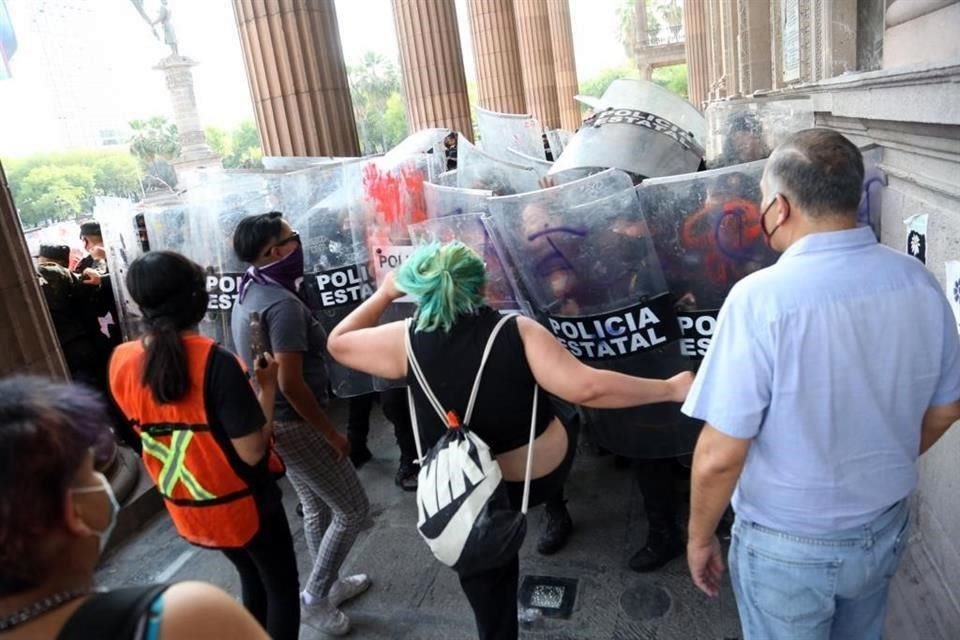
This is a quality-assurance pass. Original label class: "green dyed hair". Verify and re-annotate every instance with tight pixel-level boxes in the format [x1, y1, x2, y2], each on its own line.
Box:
[396, 241, 486, 333]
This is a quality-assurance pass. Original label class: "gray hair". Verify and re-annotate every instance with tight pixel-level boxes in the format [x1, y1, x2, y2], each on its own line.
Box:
[764, 128, 864, 218]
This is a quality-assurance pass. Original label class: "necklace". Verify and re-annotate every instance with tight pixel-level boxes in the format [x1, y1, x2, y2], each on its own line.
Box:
[0, 588, 90, 632]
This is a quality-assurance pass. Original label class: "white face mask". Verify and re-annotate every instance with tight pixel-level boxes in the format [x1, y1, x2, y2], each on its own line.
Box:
[70, 472, 120, 552]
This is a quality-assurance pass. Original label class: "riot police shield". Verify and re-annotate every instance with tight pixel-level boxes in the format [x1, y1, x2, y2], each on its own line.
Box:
[283, 161, 379, 398]
[408, 213, 523, 312]
[488, 169, 696, 458]
[476, 107, 545, 162]
[383, 128, 451, 172]
[505, 148, 553, 176]
[637, 159, 776, 358]
[457, 135, 542, 195]
[144, 173, 274, 352]
[704, 96, 814, 168]
[423, 182, 492, 218]
[95, 197, 145, 341]
[546, 129, 573, 159]
[552, 79, 705, 180]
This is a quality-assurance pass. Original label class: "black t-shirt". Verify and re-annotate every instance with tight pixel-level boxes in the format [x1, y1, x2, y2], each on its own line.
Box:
[206, 346, 266, 439]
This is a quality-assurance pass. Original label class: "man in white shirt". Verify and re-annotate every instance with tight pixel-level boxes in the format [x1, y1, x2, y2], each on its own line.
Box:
[682, 128, 960, 639]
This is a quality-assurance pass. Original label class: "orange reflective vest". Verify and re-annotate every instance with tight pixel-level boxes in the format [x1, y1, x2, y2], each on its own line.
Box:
[110, 335, 264, 548]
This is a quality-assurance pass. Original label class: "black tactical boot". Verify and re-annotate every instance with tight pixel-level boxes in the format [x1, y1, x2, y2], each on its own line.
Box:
[394, 461, 418, 492]
[349, 443, 373, 469]
[537, 500, 573, 555]
[628, 515, 684, 572]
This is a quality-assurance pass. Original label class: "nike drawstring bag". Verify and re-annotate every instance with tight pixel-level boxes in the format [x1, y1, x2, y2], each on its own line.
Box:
[405, 313, 538, 577]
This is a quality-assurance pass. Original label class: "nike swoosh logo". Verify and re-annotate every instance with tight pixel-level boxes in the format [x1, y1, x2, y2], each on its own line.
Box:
[417, 434, 502, 567]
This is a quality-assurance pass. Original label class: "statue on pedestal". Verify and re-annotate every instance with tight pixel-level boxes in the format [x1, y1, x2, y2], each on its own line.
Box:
[129, 0, 179, 58]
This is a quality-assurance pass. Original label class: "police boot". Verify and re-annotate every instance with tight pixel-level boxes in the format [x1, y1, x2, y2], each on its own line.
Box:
[628, 514, 683, 572]
[537, 500, 573, 555]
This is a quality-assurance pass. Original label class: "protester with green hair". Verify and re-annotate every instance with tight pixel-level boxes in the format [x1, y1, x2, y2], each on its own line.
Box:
[328, 241, 692, 640]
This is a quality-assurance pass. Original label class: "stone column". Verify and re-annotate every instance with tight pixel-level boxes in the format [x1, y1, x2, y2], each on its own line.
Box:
[683, 0, 711, 110]
[0, 162, 67, 379]
[155, 56, 217, 163]
[467, 0, 526, 114]
[514, 0, 561, 129]
[392, 0, 474, 140]
[736, 0, 773, 94]
[547, 0, 580, 131]
[232, 0, 360, 157]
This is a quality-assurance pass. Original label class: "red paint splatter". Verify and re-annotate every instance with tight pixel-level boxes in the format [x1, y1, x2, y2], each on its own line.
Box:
[361, 162, 428, 229]
[680, 197, 762, 286]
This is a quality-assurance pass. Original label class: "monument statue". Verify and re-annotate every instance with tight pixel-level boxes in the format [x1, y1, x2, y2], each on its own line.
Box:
[129, 0, 179, 58]
[128, 0, 219, 173]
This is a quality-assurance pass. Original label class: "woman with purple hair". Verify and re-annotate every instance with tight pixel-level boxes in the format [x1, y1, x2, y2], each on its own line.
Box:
[0, 376, 269, 639]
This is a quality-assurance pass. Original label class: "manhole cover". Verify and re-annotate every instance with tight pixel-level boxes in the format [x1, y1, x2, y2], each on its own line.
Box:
[518, 575, 578, 619]
[620, 582, 672, 620]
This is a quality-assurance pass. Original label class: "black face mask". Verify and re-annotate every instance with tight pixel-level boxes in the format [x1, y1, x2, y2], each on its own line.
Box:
[760, 193, 789, 248]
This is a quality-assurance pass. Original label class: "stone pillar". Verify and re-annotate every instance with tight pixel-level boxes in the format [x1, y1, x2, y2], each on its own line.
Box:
[392, 0, 473, 139]
[466, 0, 526, 114]
[232, 0, 360, 157]
[547, 0, 580, 131]
[155, 56, 217, 163]
[683, 0, 711, 110]
[514, 0, 561, 130]
[736, 0, 772, 95]
[0, 162, 67, 379]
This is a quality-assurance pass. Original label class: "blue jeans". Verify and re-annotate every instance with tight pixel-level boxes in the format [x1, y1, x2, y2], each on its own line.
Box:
[729, 499, 910, 640]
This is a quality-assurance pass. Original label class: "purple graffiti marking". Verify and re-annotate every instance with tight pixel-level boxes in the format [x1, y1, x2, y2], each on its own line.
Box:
[858, 175, 887, 227]
[527, 226, 588, 278]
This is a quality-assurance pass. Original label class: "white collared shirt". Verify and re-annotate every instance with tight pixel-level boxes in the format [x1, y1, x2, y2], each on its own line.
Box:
[683, 226, 960, 533]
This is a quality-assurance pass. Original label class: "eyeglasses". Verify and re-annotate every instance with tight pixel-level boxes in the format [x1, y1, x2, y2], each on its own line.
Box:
[263, 231, 300, 257]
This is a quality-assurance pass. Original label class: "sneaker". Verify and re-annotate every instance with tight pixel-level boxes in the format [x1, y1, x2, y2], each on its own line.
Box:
[537, 502, 573, 555]
[395, 462, 418, 492]
[301, 592, 351, 636]
[349, 445, 373, 469]
[328, 574, 371, 607]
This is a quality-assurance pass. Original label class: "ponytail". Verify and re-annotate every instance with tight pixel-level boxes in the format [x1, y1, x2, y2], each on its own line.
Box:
[141, 316, 190, 403]
[126, 252, 210, 404]
[396, 241, 486, 333]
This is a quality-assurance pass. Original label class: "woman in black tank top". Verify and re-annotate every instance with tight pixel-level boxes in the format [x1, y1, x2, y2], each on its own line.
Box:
[328, 242, 693, 640]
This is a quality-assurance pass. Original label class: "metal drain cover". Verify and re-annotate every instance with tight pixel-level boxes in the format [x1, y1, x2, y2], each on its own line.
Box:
[620, 582, 672, 620]
[518, 575, 578, 619]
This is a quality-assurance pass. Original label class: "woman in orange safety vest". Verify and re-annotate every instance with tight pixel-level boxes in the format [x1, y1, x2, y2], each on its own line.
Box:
[108, 251, 299, 640]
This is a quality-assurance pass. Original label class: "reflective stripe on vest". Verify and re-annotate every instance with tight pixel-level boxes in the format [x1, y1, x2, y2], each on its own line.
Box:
[141, 430, 216, 501]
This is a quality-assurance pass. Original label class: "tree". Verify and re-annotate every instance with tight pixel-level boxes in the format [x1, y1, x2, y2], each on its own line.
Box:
[128, 116, 181, 165]
[205, 125, 228, 157]
[228, 120, 262, 168]
[348, 51, 408, 155]
[652, 63, 688, 98]
[579, 65, 638, 99]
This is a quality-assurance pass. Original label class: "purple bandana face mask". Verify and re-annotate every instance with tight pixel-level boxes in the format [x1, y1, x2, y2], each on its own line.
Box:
[239, 243, 304, 302]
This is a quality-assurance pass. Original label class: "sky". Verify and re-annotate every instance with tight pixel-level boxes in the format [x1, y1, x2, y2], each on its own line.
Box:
[0, 0, 630, 157]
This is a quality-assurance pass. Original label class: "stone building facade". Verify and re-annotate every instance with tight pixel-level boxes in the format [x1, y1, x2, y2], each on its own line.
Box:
[686, 1, 960, 635]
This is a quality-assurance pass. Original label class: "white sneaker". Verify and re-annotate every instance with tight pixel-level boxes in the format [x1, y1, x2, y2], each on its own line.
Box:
[301, 592, 351, 636]
[328, 574, 372, 608]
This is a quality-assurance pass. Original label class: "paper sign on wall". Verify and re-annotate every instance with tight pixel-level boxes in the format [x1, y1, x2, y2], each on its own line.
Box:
[946, 261, 960, 335]
[904, 213, 928, 264]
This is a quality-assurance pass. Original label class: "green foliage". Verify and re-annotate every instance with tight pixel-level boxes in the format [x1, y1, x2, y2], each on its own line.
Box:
[4, 149, 142, 227]
[348, 51, 409, 155]
[652, 63, 688, 98]
[579, 65, 639, 99]
[204, 120, 264, 169]
[128, 116, 181, 165]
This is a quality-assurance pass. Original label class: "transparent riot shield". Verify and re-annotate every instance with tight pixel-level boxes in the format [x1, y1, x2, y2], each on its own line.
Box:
[408, 213, 523, 312]
[489, 169, 696, 458]
[457, 135, 542, 196]
[144, 172, 274, 353]
[423, 182, 492, 218]
[349, 153, 437, 390]
[95, 197, 145, 341]
[637, 159, 776, 361]
[263, 156, 354, 171]
[553, 79, 705, 180]
[475, 107, 545, 163]
[285, 160, 379, 398]
[382, 128, 451, 169]
[436, 169, 458, 187]
[546, 129, 573, 159]
[506, 148, 553, 177]
[704, 96, 814, 168]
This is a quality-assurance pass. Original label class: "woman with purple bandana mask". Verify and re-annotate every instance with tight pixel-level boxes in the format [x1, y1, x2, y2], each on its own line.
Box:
[232, 212, 372, 636]
[0, 376, 270, 639]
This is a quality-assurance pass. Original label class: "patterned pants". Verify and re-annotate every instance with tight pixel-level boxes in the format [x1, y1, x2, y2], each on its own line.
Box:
[273, 420, 370, 598]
